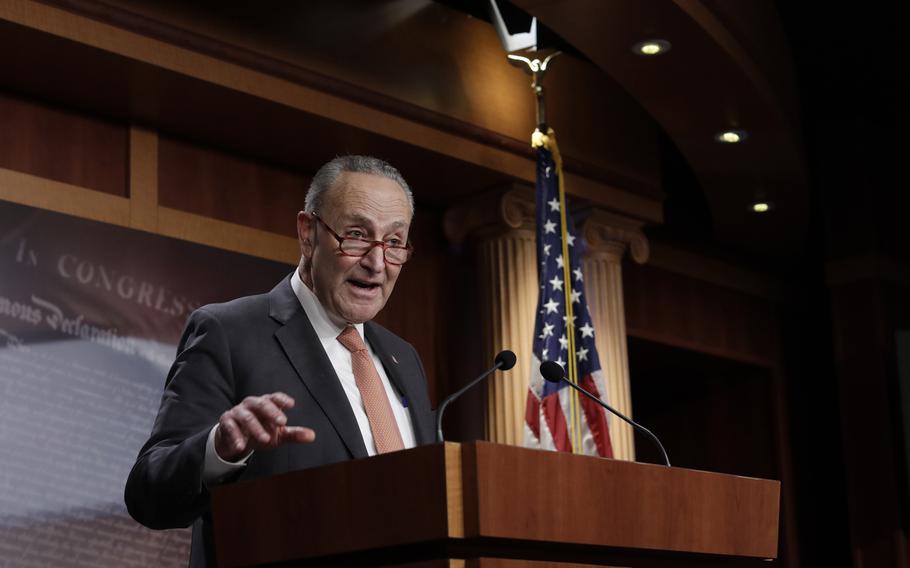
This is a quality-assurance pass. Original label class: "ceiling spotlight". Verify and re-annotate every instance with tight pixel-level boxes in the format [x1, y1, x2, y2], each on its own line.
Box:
[751, 201, 772, 214]
[633, 39, 671, 56]
[715, 130, 748, 144]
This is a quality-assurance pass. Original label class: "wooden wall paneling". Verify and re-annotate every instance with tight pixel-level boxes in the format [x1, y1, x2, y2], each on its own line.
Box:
[0, 0, 533, 198]
[106, 0, 660, 185]
[0, 8, 527, 217]
[0, 91, 128, 196]
[0, 106, 300, 265]
[621, 248, 797, 562]
[0, 83, 130, 223]
[623, 261, 778, 367]
[48, 0, 664, 198]
[0, 0, 664, 224]
[150, 130, 301, 264]
[157, 135, 306, 238]
[0, 167, 300, 268]
[128, 125, 157, 231]
[627, 337, 778, 477]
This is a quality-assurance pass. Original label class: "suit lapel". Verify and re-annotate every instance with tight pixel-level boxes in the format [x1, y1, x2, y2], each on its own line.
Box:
[365, 322, 433, 446]
[270, 278, 368, 460]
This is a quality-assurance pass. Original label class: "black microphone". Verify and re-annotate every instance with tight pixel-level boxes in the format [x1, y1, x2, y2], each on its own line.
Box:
[436, 350, 517, 443]
[539, 361, 671, 467]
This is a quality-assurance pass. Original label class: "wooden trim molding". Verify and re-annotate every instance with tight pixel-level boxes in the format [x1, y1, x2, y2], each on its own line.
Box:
[157, 207, 298, 265]
[128, 125, 158, 232]
[627, 327, 776, 368]
[648, 241, 781, 300]
[0, 167, 130, 225]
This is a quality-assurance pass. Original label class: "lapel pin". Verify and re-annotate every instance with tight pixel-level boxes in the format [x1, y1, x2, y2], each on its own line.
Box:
[392, 355, 399, 364]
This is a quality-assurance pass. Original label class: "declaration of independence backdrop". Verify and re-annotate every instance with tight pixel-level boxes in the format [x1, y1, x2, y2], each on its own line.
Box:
[0, 199, 292, 566]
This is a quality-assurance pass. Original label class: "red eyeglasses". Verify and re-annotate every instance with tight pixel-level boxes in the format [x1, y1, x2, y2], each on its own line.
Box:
[312, 212, 413, 265]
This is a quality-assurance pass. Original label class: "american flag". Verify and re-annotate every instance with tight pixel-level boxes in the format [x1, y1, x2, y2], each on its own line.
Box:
[523, 130, 614, 457]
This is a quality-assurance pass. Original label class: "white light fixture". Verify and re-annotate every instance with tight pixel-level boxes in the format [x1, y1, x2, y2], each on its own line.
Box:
[633, 39, 671, 56]
[752, 202, 771, 213]
[715, 130, 748, 144]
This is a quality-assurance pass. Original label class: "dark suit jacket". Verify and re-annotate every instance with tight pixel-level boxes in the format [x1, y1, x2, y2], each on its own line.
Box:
[124, 275, 435, 567]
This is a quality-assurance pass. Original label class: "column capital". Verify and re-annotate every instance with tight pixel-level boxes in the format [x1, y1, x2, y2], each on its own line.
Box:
[443, 184, 535, 245]
[582, 209, 650, 264]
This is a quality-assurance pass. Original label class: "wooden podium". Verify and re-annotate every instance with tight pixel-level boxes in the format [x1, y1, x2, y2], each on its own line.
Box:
[211, 442, 780, 567]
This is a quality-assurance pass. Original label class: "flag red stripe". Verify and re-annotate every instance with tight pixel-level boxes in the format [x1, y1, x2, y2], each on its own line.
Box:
[542, 392, 572, 453]
[579, 375, 614, 458]
[525, 391, 541, 440]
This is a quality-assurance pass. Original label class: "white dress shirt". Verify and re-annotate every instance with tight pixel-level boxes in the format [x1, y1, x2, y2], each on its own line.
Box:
[203, 271, 416, 485]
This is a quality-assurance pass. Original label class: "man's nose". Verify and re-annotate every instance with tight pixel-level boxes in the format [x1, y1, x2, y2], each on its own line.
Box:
[360, 245, 386, 272]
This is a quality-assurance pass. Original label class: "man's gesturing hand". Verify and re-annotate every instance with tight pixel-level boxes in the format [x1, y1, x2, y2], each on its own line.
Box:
[214, 392, 315, 462]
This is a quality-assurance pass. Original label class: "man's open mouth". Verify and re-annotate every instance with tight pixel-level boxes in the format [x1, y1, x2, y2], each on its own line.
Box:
[349, 279, 380, 289]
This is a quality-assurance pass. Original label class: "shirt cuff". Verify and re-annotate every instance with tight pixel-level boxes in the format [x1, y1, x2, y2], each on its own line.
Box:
[203, 424, 253, 487]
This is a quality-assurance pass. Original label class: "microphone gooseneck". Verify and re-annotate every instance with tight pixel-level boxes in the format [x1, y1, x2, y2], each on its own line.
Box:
[436, 350, 516, 443]
[539, 361, 671, 467]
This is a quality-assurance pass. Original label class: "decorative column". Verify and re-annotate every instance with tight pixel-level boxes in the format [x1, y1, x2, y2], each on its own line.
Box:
[444, 185, 537, 445]
[580, 209, 649, 461]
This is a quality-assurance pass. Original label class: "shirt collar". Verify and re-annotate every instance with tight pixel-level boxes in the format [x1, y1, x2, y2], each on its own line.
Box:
[291, 269, 365, 341]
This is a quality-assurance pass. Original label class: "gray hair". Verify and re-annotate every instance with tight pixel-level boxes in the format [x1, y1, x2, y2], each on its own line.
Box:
[304, 155, 414, 215]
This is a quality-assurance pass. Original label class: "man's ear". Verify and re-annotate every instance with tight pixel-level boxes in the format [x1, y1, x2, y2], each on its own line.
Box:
[297, 211, 314, 257]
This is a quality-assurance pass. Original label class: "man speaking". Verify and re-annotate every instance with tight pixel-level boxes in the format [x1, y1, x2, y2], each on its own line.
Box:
[125, 155, 435, 567]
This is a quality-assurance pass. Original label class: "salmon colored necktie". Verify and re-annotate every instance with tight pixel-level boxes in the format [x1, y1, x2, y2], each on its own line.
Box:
[337, 326, 404, 454]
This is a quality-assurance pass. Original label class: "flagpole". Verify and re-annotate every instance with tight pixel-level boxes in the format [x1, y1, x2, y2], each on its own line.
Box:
[506, 51, 560, 132]
[510, 51, 585, 454]
[550, 134, 584, 454]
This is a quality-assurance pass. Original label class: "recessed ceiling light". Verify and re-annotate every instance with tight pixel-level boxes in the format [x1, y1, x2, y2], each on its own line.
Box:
[751, 201, 772, 213]
[715, 130, 748, 144]
[633, 39, 671, 56]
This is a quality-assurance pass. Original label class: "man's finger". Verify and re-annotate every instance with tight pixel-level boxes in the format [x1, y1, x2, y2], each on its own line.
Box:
[232, 406, 271, 444]
[280, 426, 316, 444]
[267, 392, 295, 409]
[247, 397, 287, 427]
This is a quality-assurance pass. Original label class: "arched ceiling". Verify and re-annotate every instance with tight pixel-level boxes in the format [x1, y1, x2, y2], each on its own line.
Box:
[507, 0, 809, 260]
